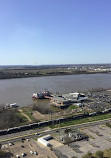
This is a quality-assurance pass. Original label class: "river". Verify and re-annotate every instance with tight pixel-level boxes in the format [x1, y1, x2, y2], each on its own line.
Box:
[0, 73, 111, 106]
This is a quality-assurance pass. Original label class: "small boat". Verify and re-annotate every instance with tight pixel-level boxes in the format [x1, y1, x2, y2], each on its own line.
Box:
[5, 103, 18, 108]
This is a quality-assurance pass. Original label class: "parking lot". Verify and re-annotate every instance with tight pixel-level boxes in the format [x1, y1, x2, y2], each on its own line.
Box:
[8, 138, 57, 158]
[68, 124, 111, 158]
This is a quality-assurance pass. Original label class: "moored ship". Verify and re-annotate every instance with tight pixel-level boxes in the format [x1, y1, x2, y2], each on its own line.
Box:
[32, 91, 52, 99]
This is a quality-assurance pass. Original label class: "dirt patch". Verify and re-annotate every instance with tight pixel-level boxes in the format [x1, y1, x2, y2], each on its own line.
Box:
[33, 111, 49, 121]
[33, 110, 67, 121]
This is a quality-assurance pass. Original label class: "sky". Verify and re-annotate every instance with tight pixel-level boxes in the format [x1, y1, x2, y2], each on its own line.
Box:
[0, 0, 111, 65]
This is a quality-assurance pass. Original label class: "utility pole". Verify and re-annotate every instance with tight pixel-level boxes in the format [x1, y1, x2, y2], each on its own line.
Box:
[49, 109, 52, 121]
[59, 119, 61, 141]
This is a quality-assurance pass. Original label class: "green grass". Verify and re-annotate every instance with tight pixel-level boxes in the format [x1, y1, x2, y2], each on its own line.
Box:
[50, 113, 111, 128]
[16, 111, 29, 123]
[22, 108, 37, 122]
[69, 105, 78, 110]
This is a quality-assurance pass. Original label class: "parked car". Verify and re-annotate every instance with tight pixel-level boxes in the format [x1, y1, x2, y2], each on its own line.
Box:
[21, 153, 26, 157]
[34, 151, 38, 155]
[9, 142, 14, 146]
[30, 151, 34, 154]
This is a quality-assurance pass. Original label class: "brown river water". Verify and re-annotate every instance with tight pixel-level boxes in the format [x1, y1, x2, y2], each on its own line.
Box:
[0, 73, 111, 107]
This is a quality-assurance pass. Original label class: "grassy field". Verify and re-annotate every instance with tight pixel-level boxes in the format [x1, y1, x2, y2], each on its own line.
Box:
[21, 107, 37, 122]
[69, 105, 78, 110]
[16, 111, 29, 123]
[50, 113, 111, 128]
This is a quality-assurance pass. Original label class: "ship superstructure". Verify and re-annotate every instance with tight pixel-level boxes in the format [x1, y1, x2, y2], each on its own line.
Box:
[32, 91, 52, 99]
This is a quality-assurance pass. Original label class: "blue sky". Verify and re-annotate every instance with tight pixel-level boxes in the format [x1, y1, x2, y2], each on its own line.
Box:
[0, 0, 111, 65]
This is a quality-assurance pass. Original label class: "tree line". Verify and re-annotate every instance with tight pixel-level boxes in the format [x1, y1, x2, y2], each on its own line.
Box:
[0, 108, 27, 129]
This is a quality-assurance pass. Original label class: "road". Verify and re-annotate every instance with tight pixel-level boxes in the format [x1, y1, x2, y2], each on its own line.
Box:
[0, 118, 111, 144]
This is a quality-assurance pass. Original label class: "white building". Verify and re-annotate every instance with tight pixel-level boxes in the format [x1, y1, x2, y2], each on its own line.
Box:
[38, 135, 52, 147]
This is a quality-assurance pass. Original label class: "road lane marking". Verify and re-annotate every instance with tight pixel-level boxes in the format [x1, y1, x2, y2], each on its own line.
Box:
[0, 132, 35, 143]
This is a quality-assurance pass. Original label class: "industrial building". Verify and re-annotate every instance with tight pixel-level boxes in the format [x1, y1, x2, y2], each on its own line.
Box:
[50, 92, 87, 108]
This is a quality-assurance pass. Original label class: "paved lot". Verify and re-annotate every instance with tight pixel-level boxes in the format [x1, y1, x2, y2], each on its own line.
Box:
[8, 138, 57, 158]
[68, 125, 111, 158]
[46, 124, 111, 158]
[51, 124, 111, 158]
[56, 145, 77, 158]
[49, 139, 63, 148]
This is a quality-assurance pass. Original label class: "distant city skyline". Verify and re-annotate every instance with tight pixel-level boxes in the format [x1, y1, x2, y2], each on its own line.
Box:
[0, 0, 111, 65]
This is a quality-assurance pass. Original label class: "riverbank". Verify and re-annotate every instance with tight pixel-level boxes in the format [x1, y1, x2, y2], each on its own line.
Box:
[0, 71, 110, 80]
[0, 65, 111, 80]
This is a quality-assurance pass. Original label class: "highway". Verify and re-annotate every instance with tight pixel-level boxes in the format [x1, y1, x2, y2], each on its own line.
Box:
[0, 118, 111, 144]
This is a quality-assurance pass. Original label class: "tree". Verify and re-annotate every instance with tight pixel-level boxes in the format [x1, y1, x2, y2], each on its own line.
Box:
[82, 154, 90, 158]
[64, 136, 72, 146]
[82, 151, 93, 158]
[64, 128, 71, 134]
[95, 150, 104, 158]
[87, 151, 93, 157]
[0, 149, 13, 158]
